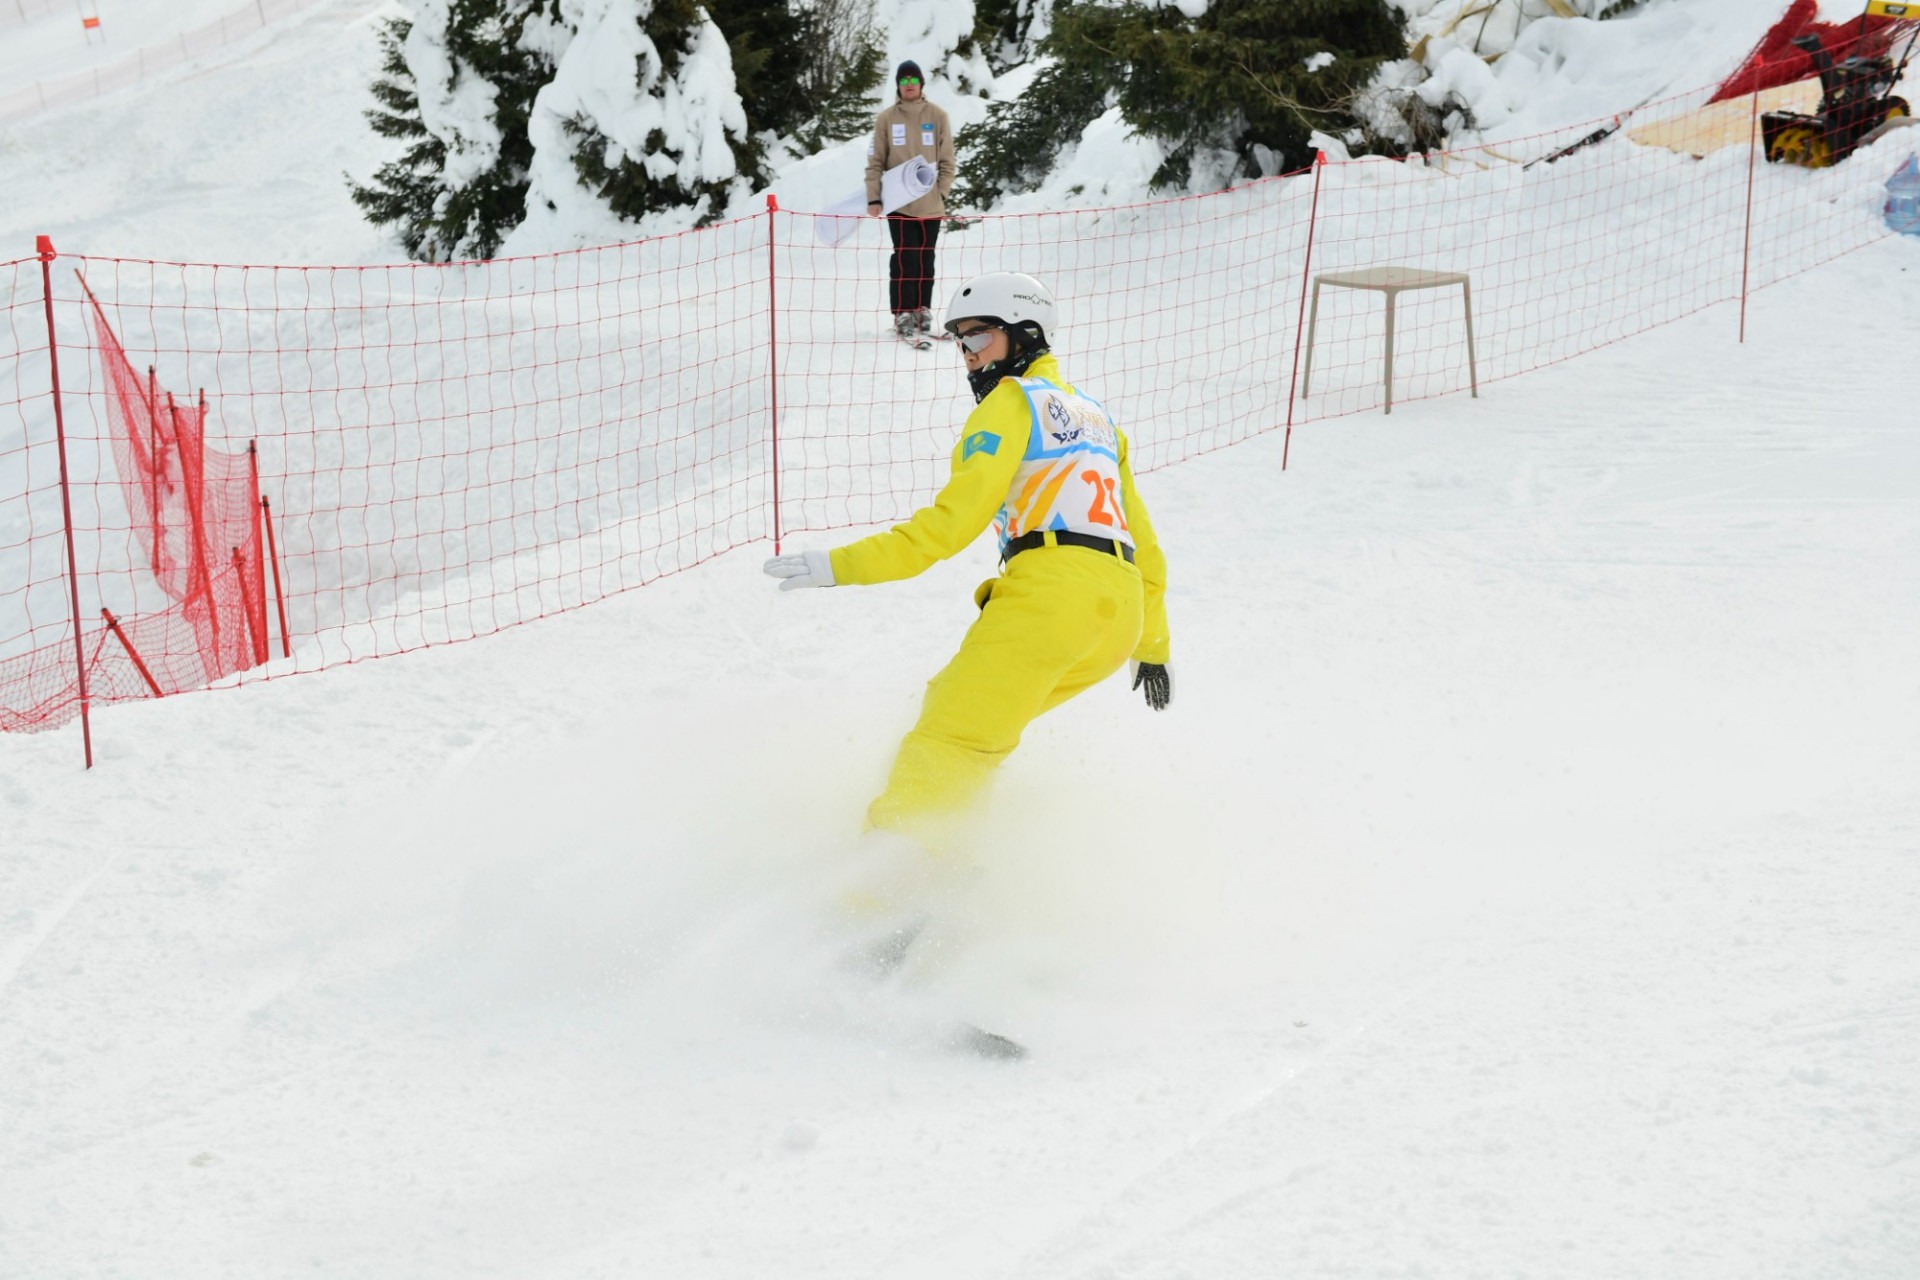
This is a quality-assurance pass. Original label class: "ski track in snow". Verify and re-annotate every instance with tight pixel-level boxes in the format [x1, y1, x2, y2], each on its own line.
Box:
[0, 849, 115, 993]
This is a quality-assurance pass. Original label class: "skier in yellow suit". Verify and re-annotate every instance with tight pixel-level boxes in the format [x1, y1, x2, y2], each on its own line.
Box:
[764, 272, 1172, 854]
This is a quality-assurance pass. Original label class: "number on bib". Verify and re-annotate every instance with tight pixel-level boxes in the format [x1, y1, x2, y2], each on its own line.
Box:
[1082, 470, 1129, 531]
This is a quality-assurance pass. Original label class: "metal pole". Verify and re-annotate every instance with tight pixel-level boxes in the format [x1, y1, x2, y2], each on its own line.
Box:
[232, 547, 262, 664]
[38, 236, 93, 767]
[1283, 153, 1326, 471]
[766, 193, 782, 554]
[247, 441, 268, 665]
[175, 391, 221, 667]
[1740, 87, 1759, 344]
[147, 364, 159, 561]
[261, 496, 291, 659]
[101, 608, 163, 698]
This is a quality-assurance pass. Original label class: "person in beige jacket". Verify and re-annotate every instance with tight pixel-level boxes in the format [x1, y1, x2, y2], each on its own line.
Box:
[866, 60, 957, 341]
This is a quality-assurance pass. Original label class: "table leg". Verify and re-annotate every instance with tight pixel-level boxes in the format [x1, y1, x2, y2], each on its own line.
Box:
[1301, 279, 1322, 399]
[1382, 288, 1396, 415]
[1461, 279, 1478, 398]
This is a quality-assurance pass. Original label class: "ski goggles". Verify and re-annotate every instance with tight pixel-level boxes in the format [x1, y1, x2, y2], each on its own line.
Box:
[898, 76, 922, 87]
[954, 327, 999, 353]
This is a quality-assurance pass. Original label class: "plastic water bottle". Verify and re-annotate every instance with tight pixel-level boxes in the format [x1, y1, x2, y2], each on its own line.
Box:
[1887, 154, 1920, 237]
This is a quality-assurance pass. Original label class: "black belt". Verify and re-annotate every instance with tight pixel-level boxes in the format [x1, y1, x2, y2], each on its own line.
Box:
[1003, 530, 1135, 564]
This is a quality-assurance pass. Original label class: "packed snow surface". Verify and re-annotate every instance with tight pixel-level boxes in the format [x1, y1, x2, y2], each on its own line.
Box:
[0, 0, 393, 263]
[4, 243, 1917, 1279]
[3, 1, 1919, 1277]
[0, 0, 280, 93]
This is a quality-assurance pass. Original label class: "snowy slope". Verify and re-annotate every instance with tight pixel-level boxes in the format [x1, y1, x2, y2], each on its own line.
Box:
[2, 240, 1916, 1279]
[0, 0, 281, 91]
[0, 0, 393, 264]
[3, 1, 1920, 1277]
[0, 0, 1822, 261]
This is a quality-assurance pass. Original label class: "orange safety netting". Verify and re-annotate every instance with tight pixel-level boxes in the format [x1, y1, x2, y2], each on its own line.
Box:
[0, 290, 266, 732]
[3, 66, 1911, 743]
[89, 284, 269, 681]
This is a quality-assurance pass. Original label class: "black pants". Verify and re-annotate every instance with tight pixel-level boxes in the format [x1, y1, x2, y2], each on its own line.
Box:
[887, 214, 941, 315]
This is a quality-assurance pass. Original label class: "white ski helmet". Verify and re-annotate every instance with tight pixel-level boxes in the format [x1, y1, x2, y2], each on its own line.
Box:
[941, 271, 1058, 343]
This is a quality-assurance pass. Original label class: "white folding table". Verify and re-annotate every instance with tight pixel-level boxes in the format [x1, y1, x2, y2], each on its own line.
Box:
[1301, 267, 1478, 414]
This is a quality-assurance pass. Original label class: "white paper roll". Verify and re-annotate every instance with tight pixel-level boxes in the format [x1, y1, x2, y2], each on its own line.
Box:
[881, 155, 938, 212]
[814, 157, 940, 246]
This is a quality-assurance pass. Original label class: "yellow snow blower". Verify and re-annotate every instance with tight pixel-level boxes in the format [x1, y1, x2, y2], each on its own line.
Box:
[1762, 0, 1919, 167]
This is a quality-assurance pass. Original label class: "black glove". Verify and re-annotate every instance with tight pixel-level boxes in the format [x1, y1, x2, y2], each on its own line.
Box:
[1131, 662, 1173, 712]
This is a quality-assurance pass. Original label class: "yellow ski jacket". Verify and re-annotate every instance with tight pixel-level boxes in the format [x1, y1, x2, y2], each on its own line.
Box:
[828, 354, 1171, 665]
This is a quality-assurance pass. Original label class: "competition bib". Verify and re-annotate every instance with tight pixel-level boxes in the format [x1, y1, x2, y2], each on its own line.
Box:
[994, 379, 1135, 555]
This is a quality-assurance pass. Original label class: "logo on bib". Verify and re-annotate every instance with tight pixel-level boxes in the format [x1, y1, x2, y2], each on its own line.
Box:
[1045, 397, 1082, 444]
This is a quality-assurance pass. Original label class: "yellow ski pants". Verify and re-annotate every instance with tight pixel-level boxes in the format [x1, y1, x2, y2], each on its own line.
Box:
[866, 545, 1144, 847]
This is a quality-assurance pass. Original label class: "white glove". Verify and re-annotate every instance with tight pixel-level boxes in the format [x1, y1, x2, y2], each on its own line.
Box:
[763, 549, 836, 591]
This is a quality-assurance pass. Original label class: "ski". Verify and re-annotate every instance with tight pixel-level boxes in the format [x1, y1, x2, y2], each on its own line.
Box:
[897, 331, 934, 351]
[844, 918, 1025, 1059]
[946, 1023, 1028, 1061]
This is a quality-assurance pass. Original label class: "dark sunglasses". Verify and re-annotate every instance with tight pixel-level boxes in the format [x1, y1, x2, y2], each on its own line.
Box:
[898, 76, 922, 87]
[955, 327, 999, 353]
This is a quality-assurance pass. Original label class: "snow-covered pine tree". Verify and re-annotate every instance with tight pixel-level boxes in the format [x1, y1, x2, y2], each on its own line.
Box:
[959, 0, 1406, 206]
[954, 2, 1112, 210]
[703, 0, 883, 166]
[972, 0, 1054, 75]
[1363, 0, 1657, 154]
[707, 0, 812, 146]
[358, 0, 845, 258]
[1128, 0, 1407, 188]
[790, 0, 888, 150]
[513, 0, 759, 247]
[350, 1, 567, 262]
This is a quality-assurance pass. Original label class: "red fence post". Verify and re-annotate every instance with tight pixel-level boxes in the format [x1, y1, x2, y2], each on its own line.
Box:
[1740, 87, 1759, 344]
[246, 441, 268, 665]
[101, 608, 164, 698]
[766, 192, 782, 554]
[232, 546, 263, 664]
[261, 495, 291, 659]
[146, 364, 160, 544]
[1282, 153, 1326, 471]
[174, 390, 221, 664]
[38, 235, 93, 768]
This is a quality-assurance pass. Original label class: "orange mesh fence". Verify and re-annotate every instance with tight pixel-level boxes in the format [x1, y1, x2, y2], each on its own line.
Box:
[1, 85, 1910, 738]
[2, 223, 775, 738]
[0, 261, 268, 731]
[87, 283, 267, 683]
[0, 253, 77, 731]
[774, 177, 1313, 530]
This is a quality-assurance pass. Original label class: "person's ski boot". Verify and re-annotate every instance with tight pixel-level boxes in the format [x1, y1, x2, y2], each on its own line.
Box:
[894, 311, 931, 350]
